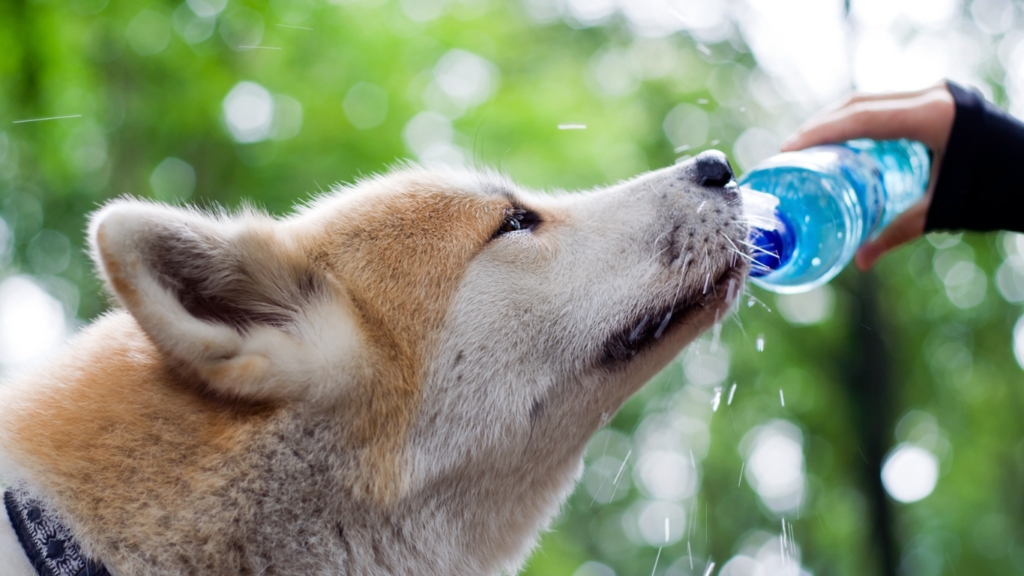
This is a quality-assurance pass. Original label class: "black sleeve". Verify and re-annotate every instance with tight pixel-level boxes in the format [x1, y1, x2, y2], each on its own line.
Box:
[924, 81, 1024, 233]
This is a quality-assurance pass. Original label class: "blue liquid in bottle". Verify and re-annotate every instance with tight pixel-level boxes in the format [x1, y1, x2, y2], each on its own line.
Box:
[739, 139, 930, 294]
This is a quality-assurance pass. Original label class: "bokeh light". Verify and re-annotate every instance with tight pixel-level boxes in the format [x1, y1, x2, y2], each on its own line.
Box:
[0, 276, 67, 372]
[343, 82, 389, 130]
[223, 82, 275, 143]
[881, 444, 939, 503]
[1013, 314, 1024, 370]
[775, 285, 835, 326]
[573, 561, 615, 576]
[742, 420, 806, 514]
[150, 157, 196, 202]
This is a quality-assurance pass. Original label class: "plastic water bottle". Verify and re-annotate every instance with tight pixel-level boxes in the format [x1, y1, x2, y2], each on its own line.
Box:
[739, 139, 930, 294]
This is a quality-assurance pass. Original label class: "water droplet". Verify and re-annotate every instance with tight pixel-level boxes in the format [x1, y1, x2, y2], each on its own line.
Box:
[837, 231, 843, 238]
[804, 215, 810, 224]
[811, 257, 821, 266]
[755, 335, 765, 352]
[711, 386, 723, 412]
[747, 298, 756, 308]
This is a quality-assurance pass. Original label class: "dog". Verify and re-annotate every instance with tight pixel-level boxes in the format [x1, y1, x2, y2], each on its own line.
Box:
[0, 150, 747, 576]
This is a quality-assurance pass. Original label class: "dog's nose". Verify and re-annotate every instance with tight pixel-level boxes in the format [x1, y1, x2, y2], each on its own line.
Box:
[692, 150, 734, 187]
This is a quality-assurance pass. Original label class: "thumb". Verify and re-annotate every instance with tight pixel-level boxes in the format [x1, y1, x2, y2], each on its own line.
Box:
[854, 199, 929, 271]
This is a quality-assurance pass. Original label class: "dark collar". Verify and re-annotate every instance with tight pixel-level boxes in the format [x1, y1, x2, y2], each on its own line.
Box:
[3, 485, 110, 576]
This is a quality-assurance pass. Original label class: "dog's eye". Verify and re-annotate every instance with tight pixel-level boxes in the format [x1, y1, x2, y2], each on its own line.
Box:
[494, 208, 540, 238]
[500, 214, 521, 233]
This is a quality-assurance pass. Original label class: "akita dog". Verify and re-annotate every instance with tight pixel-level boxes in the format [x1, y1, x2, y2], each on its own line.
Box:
[0, 151, 747, 576]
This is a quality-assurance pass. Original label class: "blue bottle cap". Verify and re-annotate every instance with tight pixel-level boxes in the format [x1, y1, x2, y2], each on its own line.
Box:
[748, 210, 795, 278]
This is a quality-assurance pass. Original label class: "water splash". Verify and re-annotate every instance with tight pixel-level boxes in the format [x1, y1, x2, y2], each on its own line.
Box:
[611, 450, 632, 488]
[12, 115, 82, 124]
[711, 386, 723, 412]
[710, 314, 723, 351]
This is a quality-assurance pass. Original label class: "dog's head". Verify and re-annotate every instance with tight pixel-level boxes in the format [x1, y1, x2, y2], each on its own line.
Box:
[89, 152, 747, 508]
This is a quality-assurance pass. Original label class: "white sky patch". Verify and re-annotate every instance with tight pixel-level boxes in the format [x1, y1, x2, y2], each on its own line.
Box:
[0, 276, 67, 372]
[881, 444, 939, 503]
[735, 0, 851, 107]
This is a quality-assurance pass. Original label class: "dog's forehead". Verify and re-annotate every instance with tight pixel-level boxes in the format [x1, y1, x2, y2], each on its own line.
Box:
[294, 167, 517, 357]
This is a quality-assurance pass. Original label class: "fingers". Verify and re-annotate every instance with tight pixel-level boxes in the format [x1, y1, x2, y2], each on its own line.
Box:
[781, 84, 954, 152]
[838, 83, 941, 107]
[854, 198, 930, 270]
[783, 99, 931, 151]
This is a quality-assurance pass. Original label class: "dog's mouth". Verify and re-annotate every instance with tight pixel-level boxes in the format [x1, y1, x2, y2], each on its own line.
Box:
[598, 264, 745, 369]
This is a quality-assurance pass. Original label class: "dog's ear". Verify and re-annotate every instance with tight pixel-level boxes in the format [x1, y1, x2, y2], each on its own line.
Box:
[89, 199, 364, 402]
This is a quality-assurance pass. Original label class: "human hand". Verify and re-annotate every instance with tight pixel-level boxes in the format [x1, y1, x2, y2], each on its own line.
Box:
[780, 82, 956, 270]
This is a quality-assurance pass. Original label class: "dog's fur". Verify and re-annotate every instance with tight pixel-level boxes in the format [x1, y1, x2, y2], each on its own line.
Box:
[0, 160, 747, 576]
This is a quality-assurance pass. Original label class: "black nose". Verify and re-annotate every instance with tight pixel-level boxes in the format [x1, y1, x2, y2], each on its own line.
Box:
[693, 150, 734, 187]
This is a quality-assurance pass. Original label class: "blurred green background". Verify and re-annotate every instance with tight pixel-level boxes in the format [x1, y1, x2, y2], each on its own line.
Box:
[4, 0, 1024, 574]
